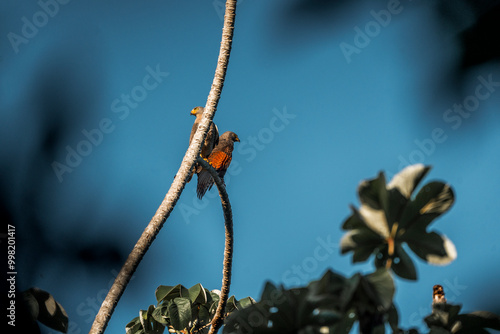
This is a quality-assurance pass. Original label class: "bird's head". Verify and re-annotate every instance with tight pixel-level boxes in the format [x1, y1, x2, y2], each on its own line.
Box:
[221, 131, 240, 143]
[190, 106, 204, 116]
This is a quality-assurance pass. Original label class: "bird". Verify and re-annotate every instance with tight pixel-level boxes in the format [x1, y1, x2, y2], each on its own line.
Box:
[187, 106, 219, 182]
[432, 284, 447, 305]
[196, 131, 240, 199]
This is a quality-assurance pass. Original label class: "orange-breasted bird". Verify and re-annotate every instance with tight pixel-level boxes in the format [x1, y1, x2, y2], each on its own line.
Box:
[196, 131, 240, 199]
[187, 106, 219, 182]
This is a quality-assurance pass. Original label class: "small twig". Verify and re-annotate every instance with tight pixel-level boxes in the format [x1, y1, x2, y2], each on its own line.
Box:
[385, 223, 399, 270]
[196, 157, 234, 334]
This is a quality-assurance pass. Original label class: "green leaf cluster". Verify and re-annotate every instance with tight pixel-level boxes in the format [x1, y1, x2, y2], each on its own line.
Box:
[126, 283, 254, 334]
[224, 268, 395, 334]
[340, 164, 457, 280]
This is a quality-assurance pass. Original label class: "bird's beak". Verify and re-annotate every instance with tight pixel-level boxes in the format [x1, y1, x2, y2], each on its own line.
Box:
[190, 109, 196, 116]
[235, 136, 240, 142]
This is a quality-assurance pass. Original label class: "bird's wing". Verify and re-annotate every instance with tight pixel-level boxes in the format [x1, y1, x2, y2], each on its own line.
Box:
[201, 122, 218, 158]
[208, 150, 232, 177]
[189, 120, 199, 144]
[213, 124, 219, 147]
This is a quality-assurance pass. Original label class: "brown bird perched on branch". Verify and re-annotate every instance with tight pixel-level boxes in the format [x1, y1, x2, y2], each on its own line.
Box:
[197, 131, 240, 199]
[432, 284, 447, 305]
[187, 106, 219, 183]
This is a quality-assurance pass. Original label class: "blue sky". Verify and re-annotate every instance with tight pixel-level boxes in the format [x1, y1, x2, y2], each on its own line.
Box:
[1, 1, 500, 333]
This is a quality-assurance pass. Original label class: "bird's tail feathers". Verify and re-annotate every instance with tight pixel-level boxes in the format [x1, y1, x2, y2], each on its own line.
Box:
[197, 169, 214, 199]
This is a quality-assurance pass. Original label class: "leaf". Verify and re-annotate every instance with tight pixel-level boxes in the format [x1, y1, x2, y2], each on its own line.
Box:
[415, 182, 454, 215]
[237, 297, 256, 309]
[224, 303, 270, 334]
[429, 327, 451, 334]
[125, 317, 143, 334]
[387, 164, 431, 199]
[275, 288, 308, 328]
[209, 298, 219, 316]
[188, 283, 208, 304]
[425, 303, 462, 328]
[155, 284, 189, 304]
[391, 243, 417, 280]
[197, 304, 212, 326]
[168, 298, 192, 330]
[351, 229, 384, 247]
[387, 304, 400, 333]
[352, 245, 377, 263]
[225, 296, 238, 313]
[139, 307, 153, 332]
[342, 205, 369, 230]
[364, 268, 395, 311]
[340, 229, 382, 256]
[260, 282, 279, 301]
[455, 311, 500, 332]
[447, 304, 462, 322]
[21, 289, 39, 321]
[330, 309, 356, 334]
[386, 187, 409, 230]
[310, 308, 343, 325]
[224, 287, 303, 333]
[210, 290, 221, 304]
[151, 303, 169, 325]
[342, 273, 361, 307]
[151, 311, 166, 334]
[358, 172, 388, 211]
[359, 204, 390, 238]
[25, 287, 68, 333]
[307, 270, 349, 310]
[469, 311, 500, 329]
[400, 182, 454, 231]
[403, 230, 457, 265]
[455, 328, 490, 334]
[426, 235, 457, 265]
[155, 285, 173, 303]
[374, 245, 389, 269]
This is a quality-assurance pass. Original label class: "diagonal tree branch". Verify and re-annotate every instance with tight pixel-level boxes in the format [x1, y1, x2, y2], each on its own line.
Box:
[88, 1, 238, 333]
[196, 157, 234, 334]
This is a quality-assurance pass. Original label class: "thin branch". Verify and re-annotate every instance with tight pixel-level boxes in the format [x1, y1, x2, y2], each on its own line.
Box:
[88, 1, 238, 333]
[196, 157, 234, 334]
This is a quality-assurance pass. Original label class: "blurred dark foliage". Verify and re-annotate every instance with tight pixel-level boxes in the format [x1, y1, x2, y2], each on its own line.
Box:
[459, 2, 500, 68]
[0, 38, 127, 298]
[279, 0, 500, 73]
